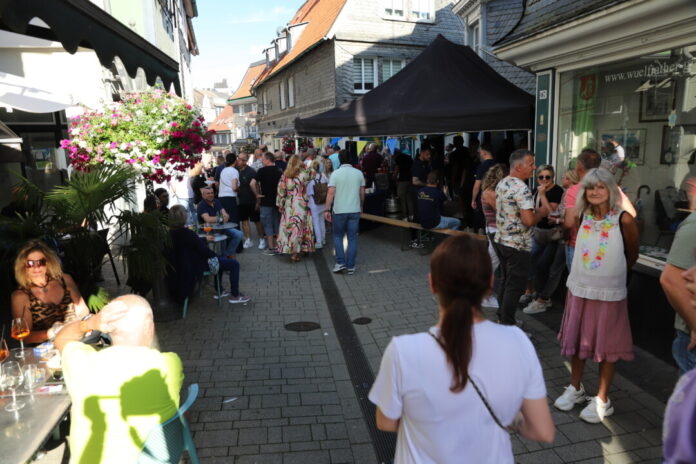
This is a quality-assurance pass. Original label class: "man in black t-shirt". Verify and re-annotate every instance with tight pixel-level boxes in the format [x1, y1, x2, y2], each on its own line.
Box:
[236, 153, 265, 250]
[393, 149, 413, 220]
[416, 172, 460, 230]
[409, 148, 432, 221]
[251, 153, 283, 254]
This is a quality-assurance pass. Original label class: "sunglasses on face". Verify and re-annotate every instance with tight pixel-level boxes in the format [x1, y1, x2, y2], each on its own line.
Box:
[538, 175, 552, 180]
[25, 259, 46, 268]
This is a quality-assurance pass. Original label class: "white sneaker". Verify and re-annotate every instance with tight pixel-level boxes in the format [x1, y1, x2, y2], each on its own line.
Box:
[213, 290, 231, 300]
[482, 295, 499, 308]
[243, 238, 253, 249]
[523, 300, 551, 314]
[228, 295, 251, 304]
[553, 384, 586, 411]
[315, 242, 323, 249]
[580, 396, 614, 423]
[258, 240, 266, 250]
[332, 264, 346, 273]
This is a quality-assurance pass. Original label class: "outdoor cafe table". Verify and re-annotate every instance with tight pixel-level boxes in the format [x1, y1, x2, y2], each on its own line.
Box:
[0, 350, 70, 464]
[210, 222, 237, 230]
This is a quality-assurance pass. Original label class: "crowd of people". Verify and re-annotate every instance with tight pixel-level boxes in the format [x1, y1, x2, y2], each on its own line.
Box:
[5, 138, 696, 463]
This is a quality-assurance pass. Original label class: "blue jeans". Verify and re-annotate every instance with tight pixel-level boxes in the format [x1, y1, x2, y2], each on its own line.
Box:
[222, 227, 243, 256]
[333, 212, 360, 269]
[565, 245, 574, 272]
[672, 330, 696, 375]
[260, 206, 280, 236]
[435, 216, 461, 230]
[214, 257, 240, 296]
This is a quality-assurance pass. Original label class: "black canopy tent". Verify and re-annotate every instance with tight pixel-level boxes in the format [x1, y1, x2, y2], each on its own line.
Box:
[294, 35, 534, 137]
[0, 0, 181, 95]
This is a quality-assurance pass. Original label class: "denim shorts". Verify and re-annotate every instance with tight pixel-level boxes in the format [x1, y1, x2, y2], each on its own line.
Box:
[673, 330, 696, 375]
[260, 206, 279, 236]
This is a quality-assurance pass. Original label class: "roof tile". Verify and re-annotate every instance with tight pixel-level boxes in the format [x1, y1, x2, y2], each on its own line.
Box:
[230, 62, 265, 101]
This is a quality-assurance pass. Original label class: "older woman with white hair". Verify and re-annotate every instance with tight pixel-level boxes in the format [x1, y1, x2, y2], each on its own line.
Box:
[553, 168, 638, 424]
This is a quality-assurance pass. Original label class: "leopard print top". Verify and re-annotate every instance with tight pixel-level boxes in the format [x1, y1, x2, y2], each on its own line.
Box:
[22, 277, 75, 331]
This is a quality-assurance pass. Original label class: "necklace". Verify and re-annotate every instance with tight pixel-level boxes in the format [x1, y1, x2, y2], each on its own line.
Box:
[32, 279, 51, 294]
[580, 213, 612, 270]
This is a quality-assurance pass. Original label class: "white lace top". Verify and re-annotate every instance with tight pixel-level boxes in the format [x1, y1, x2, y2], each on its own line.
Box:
[567, 210, 627, 301]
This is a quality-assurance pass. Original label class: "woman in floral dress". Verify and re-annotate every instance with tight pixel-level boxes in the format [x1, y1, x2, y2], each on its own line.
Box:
[276, 155, 316, 262]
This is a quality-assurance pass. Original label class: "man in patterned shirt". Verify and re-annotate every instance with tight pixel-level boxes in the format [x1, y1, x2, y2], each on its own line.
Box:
[493, 149, 550, 325]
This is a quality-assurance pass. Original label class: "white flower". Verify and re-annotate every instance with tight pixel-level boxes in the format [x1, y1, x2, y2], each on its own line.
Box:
[78, 141, 87, 148]
[120, 142, 128, 150]
[156, 137, 163, 144]
[70, 128, 80, 136]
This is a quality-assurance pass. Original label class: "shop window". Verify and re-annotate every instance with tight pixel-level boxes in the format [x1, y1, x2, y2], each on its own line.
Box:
[556, 45, 696, 250]
[384, 0, 404, 18]
[381, 59, 404, 83]
[353, 58, 377, 93]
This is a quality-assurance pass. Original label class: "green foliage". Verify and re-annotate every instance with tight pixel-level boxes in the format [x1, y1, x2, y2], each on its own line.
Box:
[114, 210, 172, 294]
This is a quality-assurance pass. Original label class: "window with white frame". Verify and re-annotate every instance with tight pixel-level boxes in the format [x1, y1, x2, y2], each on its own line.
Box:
[468, 21, 480, 53]
[381, 59, 404, 83]
[353, 58, 377, 92]
[287, 76, 295, 107]
[280, 82, 286, 110]
[262, 91, 268, 114]
[411, 0, 432, 20]
[384, 0, 404, 18]
[237, 105, 244, 116]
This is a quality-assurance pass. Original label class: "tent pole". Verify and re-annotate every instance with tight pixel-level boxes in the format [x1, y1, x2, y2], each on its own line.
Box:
[527, 130, 532, 151]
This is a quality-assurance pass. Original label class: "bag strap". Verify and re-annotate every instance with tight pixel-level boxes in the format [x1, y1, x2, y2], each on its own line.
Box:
[427, 331, 508, 432]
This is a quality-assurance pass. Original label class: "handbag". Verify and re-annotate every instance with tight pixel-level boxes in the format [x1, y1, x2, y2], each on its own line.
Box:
[532, 226, 563, 244]
[313, 176, 328, 205]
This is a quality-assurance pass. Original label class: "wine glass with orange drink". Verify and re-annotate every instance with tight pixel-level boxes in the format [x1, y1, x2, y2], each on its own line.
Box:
[11, 318, 30, 359]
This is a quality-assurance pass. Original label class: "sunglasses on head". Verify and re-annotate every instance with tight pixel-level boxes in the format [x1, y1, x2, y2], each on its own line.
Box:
[538, 175, 552, 180]
[25, 259, 46, 268]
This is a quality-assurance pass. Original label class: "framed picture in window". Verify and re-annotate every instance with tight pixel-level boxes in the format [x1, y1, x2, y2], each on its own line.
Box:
[598, 129, 646, 165]
[660, 125, 696, 165]
[639, 80, 676, 122]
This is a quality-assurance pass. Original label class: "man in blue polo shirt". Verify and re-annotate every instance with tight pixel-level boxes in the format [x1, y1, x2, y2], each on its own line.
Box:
[197, 187, 243, 257]
[325, 150, 365, 275]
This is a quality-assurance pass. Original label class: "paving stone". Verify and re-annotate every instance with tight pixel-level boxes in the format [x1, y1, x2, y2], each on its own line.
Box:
[282, 425, 312, 442]
[238, 427, 268, 446]
[195, 429, 239, 448]
[234, 454, 283, 464]
[282, 450, 331, 464]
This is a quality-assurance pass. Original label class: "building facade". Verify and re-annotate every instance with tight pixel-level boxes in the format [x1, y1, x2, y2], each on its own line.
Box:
[493, 0, 696, 252]
[0, 0, 200, 203]
[252, 0, 466, 150]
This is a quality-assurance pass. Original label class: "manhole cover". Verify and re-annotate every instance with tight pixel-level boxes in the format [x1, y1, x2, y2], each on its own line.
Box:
[352, 317, 372, 325]
[284, 321, 321, 332]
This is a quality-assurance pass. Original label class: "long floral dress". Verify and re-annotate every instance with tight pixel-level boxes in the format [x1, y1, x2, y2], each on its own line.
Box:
[276, 167, 315, 254]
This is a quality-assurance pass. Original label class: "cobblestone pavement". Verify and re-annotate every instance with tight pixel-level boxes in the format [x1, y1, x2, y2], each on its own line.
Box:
[41, 225, 672, 464]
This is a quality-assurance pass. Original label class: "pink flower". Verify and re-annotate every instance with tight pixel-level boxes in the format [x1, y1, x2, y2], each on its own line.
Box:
[170, 122, 178, 128]
[60, 139, 71, 149]
[110, 142, 118, 149]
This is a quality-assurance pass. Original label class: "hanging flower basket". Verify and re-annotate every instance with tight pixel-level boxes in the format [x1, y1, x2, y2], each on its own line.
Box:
[61, 88, 214, 183]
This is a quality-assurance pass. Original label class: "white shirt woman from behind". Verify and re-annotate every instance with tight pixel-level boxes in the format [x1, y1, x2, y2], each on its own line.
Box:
[369, 235, 555, 463]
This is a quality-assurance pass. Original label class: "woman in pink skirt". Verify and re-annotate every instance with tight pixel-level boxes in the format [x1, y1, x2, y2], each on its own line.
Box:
[554, 168, 638, 423]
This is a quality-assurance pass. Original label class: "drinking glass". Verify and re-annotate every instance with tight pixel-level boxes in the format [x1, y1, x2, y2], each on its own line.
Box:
[1, 361, 25, 411]
[0, 339, 8, 363]
[11, 318, 30, 359]
[203, 226, 213, 238]
[23, 364, 46, 395]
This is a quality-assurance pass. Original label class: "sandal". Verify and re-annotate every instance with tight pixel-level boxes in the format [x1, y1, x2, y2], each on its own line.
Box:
[291, 254, 301, 263]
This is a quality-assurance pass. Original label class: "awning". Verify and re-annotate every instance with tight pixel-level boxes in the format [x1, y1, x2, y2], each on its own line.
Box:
[0, 0, 181, 95]
[0, 71, 75, 113]
[294, 35, 534, 137]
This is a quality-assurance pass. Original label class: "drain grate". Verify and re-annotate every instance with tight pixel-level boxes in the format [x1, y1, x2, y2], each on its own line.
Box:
[352, 317, 372, 325]
[284, 321, 321, 332]
[313, 254, 396, 463]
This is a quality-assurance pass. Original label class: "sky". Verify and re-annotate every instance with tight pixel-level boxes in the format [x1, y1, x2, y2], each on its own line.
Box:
[190, 0, 306, 92]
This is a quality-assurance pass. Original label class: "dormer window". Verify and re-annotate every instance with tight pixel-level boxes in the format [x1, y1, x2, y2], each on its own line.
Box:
[412, 0, 432, 20]
[384, 0, 404, 18]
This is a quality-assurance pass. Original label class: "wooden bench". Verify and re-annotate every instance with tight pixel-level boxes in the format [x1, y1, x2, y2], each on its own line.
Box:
[359, 213, 486, 251]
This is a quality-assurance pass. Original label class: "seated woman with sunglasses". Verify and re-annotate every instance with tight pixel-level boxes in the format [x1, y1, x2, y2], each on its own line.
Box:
[11, 239, 89, 343]
[369, 235, 554, 463]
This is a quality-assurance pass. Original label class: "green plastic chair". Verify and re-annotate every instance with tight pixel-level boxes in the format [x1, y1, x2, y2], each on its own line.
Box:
[137, 384, 200, 464]
[182, 272, 222, 318]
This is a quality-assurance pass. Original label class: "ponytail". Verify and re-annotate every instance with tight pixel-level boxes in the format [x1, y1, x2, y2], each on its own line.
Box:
[430, 235, 492, 393]
[440, 295, 475, 392]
